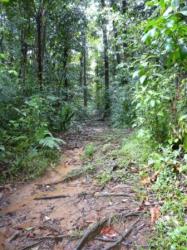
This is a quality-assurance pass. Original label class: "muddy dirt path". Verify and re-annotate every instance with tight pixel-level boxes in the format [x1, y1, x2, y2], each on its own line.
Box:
[0, 122, 152, 250]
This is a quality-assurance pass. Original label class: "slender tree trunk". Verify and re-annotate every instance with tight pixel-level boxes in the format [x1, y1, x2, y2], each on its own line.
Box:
[121, 0, 128, 85]
[63, 43, 69, 100]
[80, 15, 88, 108]
[82, 29, 88, 107]
[80, 54, 83, 87]
[36, 0, 46, 90]
[121, 0, 127, 14]
[110, 0, 121, 66]
[95, 63, 100, 111]
[101, 0, 110, 117]
[20, 29, 28, 84]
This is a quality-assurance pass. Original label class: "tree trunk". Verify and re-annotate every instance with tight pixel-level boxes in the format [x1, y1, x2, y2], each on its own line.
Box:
[80, 54, 83, 87]
[121, 0, 127, 14]
[95, 62, 101, 111]
[82, 29, 88, 107]
[36, 0, 46, 90]
[20, 29, 28, 84]
[63, 43, 69, 100]
[110, 0, 121, 66]
[101, 0, 110, 117]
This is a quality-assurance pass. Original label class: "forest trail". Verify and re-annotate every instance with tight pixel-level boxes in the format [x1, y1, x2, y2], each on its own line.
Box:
[0, 122, 152, 250]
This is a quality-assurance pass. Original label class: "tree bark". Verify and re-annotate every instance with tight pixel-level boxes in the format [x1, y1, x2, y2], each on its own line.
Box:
[20, 29, 28, 84]
[101, 0, 110, 117]
[36, 0, 46, 90]
[110, 0, 121, 66]
[80, 54, 83, 87]
[63, 43, 69, 100]
[80, 14, 88, 107]
[121, 0, 127, 14]
[82, 29, 88, 107]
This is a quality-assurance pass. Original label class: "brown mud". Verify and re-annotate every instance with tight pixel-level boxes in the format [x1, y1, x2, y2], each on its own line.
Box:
[0, 122, 152, 250]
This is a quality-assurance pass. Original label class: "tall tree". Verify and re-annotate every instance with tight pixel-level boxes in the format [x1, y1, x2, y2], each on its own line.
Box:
[110, 0, 121, 66]
[101, 0, 110, 117]
[121, 0, 127, 14]
[36, 0, 46, 90]
[80, 15, 88, 107]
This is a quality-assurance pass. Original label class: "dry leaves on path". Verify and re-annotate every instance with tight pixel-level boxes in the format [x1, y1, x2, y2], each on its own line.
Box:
[100, 226, 118, 238]
[150, 206, 161, 224]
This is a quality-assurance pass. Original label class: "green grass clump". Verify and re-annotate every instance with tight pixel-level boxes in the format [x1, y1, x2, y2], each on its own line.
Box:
[118, 131, 155, 165]
[84, 143, 95, 158]
[83, 164, 96, 174]
[96, 170, 112, 185]
[0, 149, 59, 183]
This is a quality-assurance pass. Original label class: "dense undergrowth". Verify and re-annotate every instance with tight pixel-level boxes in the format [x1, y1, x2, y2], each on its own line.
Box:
[118, 131, 187, 250]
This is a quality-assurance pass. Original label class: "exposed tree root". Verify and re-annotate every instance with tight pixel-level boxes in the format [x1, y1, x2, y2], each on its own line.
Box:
[96, 236, 149, 248]
[34, 195, 70, 200]
[34, 190, 136, 201]
[75, 211, 142, 250]
[47, 169, 84, 185]
[21, 241, 43, 250]
[75, 218, 108, 250]
[33, 234, 66, 241]
[104, 219, 140, 250]
[94, 192, 134, 198]
[21, 234, 73, 250]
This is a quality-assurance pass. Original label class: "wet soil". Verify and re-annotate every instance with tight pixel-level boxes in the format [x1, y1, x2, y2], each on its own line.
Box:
[0, 122, 152, 250]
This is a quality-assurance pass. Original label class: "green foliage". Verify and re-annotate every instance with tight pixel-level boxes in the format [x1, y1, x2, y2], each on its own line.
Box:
[0, 98, 63, 181]
[7, 149, 59, 180]
[133, 63, 176, 142]
[83, 164, 96, 174]
[146, 145, 187, 249]
[96, 170, 112, 185]
[119, 131, 155, 165]
[84, 143, 95, 158]
[111, 84, 135, 127]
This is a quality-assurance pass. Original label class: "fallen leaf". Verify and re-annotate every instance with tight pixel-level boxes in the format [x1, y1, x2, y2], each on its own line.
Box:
[150, 206, 161, 224]
[150, 171, 159, 183]
[100, 226, 118, 238]
[25, 227, 34, 231]
[141, 176, 151, 186]
[144, 201, 151, 206]
[137, 200, 145, 211]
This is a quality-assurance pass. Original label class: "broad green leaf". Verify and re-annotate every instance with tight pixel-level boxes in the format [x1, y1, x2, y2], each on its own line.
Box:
[150, 100, 155, 108]
[133, 70, 139, 79]
[171, 0, 180, 10]
[140, 75, 147, 84]
[142, 32, 149, 42]
[179, 6, 187, 15]
[163, 6, 173, 17]
[179, 10, 187, 16]
[165, 43, 173, 52]
[184, 134, 187, 152]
